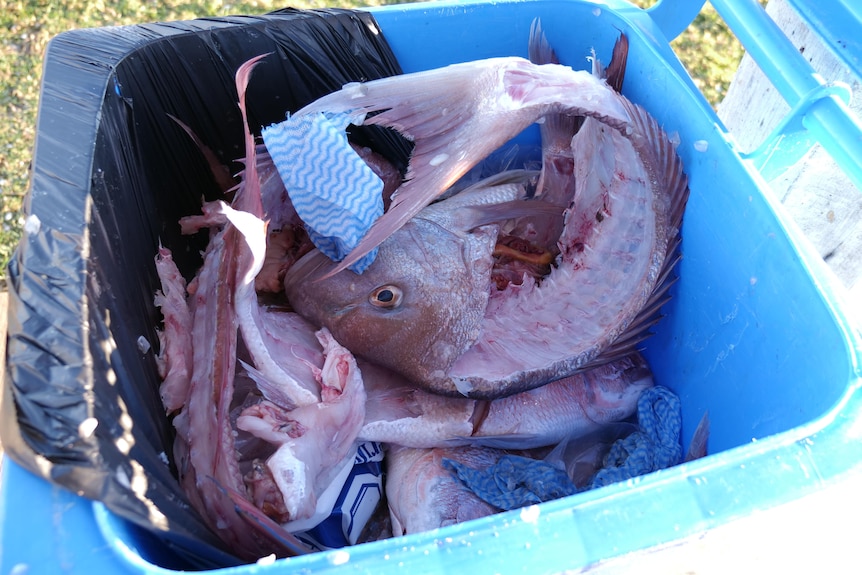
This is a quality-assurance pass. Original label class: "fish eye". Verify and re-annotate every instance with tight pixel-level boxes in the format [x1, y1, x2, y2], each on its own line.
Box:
[369, 285, 403, 309]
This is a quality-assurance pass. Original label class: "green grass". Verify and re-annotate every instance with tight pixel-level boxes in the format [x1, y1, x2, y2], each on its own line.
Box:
[0, 0, 744, 271]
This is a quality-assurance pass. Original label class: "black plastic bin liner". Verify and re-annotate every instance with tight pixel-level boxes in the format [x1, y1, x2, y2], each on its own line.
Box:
[0, 8, 410, 569]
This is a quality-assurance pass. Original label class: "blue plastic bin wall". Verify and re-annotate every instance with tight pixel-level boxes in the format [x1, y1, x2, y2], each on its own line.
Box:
[2, 0, 862, 574]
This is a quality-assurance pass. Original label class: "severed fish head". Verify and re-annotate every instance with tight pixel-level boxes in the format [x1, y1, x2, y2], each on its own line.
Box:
[283, 213, 498, 387]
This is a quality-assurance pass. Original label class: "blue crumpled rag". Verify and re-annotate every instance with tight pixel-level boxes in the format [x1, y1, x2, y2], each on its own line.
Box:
[262, 111, 382, 274]
[442, 455, 577, 511]
[443, 386, 683, 511]
[590, 385, 683, 487]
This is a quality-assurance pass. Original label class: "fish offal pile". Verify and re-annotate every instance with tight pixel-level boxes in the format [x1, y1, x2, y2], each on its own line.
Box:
[153, 26, 701, 561]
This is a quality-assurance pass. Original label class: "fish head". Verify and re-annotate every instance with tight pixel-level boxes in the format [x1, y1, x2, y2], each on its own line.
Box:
[284, 217, 497, 387]
[578, 353, 655, 422]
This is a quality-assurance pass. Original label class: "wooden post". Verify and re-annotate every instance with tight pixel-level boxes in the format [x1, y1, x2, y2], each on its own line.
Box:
[717, 0, 862, 309]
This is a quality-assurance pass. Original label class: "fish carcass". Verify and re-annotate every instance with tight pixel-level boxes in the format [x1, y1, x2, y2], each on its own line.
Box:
[358, 351, 654, 450]
[154, 56, 368, 560]
[283, 31, 689, 399]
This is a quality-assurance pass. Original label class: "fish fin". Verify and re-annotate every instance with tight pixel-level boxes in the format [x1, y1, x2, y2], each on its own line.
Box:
[416, 169, 560, 233]
[463, 199, 565, 230]
[388, 502, 407, 537]
[619, 97, 690, 235]
[593, 269, 680, 364]
[684, 412, 710, 462]
[527, 19, 586, 225]
[233, 53, 272, 217]
[305, 61, 531, 277]
[528, 19, 581, 172]
[528, 19, 559, 66]
[468, 399, 492, 431]
[285, 247, 338, 286]
[293, 57, 632, 278]
[239, 359, 297, 411]
[587, 275, 676, 368]
[544, 423, 637, 486]
[167, 113, 238, 194]
[457, 168, 539, 194]
[590, 97, 689, 366]
[603, 34, 629, 93]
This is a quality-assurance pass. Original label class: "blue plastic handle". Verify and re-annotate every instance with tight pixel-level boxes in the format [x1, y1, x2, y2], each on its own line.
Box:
[646, 0, 707, 41]
[705, 0, 862, 192]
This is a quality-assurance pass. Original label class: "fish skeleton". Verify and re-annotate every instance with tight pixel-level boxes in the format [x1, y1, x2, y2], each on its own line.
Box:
[283, 29, 688, 398]
[154, 56, 368, 560]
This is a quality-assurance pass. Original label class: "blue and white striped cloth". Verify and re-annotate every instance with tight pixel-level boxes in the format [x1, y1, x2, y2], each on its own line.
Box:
[262, 111, 382, 273]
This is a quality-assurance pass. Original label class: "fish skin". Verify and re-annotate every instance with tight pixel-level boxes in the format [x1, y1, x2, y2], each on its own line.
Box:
[543, 423, 638, 489]
[283, 33, 688, 399]
[466, 352, 653, 449]
[386, 427, 646, 535]
[358, 360, 478, 448]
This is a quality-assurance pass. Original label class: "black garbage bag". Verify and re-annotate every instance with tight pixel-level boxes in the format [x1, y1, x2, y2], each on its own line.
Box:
[0, 8, 409, 569]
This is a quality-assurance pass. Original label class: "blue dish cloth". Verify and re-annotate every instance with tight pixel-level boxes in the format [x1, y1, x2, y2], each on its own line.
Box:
[443, 386, 683, 511]
[589, 385, 683, 488]
[262, 111, 383, 273]
[442, 455, 577, 511]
